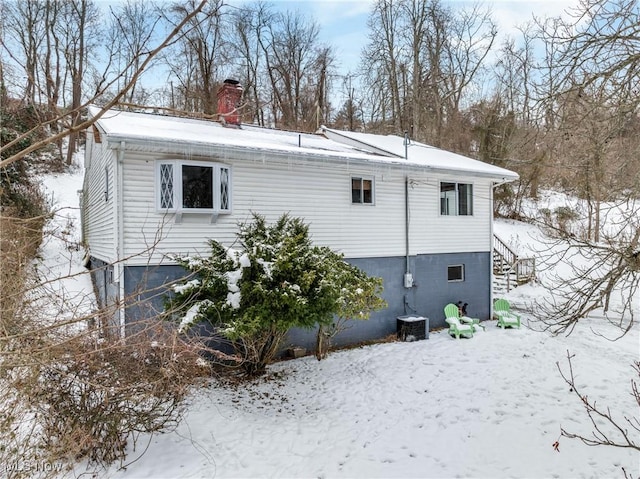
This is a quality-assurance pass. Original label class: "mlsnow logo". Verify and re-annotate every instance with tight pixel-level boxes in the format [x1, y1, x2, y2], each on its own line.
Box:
[4, 460, 64, 473]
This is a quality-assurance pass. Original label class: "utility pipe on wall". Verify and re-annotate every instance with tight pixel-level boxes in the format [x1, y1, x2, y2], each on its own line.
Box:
[405, 176, 410, 278]
[403, 131, 413, 293]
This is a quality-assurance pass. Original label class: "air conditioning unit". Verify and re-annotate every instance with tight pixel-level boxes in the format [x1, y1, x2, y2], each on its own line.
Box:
[397, 315, 429, 341]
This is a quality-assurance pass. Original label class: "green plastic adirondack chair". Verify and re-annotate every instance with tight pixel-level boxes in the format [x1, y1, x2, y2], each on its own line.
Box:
[444, 303, 474, 339]
[445, 302, 485, 332]
[493, 299, 521, 329]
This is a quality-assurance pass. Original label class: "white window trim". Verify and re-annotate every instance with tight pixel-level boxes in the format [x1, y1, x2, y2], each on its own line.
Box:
[440, 181, 473, 216]
[447, 264, 465, 282]
[351, 176, 375, 205]
[155, 160, 232, 215]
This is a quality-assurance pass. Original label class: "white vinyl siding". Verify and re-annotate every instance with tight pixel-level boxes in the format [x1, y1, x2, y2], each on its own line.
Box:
[410, 178, 491, 254]
[83, 136, 116, 263]
[119, 152, 493, 265]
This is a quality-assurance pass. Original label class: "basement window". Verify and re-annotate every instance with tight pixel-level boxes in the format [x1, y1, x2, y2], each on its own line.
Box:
[352, 177, 374, 204]
[156, 160, 232, 214]
[448, 264, 465, 282]
[440, 182, 473, 215]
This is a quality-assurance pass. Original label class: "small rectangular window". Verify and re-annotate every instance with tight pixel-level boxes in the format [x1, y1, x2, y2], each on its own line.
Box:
[440, 182, 455, 215]
[352, 177, 374, 204]
[440, 182, 473, 215]
[448, 265, 464, 282]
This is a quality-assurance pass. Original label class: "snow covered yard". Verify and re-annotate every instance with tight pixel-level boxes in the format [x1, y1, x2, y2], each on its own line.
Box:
[97, 315, 638, 479]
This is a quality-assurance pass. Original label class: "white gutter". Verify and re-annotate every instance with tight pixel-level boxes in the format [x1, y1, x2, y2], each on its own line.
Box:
[106, 137, 518, 182]
[116, 141, 126, 338]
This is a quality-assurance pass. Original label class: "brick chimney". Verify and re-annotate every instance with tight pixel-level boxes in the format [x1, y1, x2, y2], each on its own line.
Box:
[217, 79, 243, 127]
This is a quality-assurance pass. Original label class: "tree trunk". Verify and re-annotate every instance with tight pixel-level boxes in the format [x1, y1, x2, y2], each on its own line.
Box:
[66, 0, 87, 165]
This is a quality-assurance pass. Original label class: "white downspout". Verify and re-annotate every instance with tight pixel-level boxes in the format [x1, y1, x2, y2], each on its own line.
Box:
[403, 133, 413, 312]
[116, 141, 126, 338]
[405, 176, 410, 281]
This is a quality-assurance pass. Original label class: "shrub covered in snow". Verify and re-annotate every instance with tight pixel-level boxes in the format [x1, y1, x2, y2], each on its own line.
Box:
[315, 255, 386, 360]
[166, 213, 385, 375]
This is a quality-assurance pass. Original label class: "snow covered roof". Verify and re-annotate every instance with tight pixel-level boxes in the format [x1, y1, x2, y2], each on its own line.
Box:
[321, 127, 519, 181]
[89, 106, 518, 181]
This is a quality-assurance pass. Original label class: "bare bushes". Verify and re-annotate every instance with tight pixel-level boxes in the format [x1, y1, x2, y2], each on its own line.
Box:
[0, 213, 46, 336]
[36, 324, 209, 466]
[1, 320, 211, 475]
[1, 154, 48, 338]
[1, 211, 211, 473]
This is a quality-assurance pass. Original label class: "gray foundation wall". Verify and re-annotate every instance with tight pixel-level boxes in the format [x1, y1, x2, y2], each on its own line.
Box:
[92, 252, 490, 350]
[122, 264, 190, 335]
[88, 256, 119, 331]
[285, 252, 491, 351]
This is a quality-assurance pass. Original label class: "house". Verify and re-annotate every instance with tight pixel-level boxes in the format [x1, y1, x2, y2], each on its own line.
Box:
[81, 84, 518, 347]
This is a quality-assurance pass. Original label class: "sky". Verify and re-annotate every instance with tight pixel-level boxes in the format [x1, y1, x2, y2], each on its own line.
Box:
[84, 0, 584, 107]
[224, 0, 584, 106]
[258, 0, 582, 72]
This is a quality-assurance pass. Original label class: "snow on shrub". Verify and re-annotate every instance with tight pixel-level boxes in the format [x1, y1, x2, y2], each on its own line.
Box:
[166, 213, 385, 375]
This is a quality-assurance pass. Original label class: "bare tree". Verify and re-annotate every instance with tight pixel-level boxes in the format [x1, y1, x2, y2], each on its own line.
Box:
[557, 351, 640, 478]
[533, 207, 639, 336]
[361, 0, 496, 148]
[259, 9, 333, 130]
[440, 2, 496, 149]
[0, 0, 211, 169]
[1, 0, 101, 163]
[333, 73, 364, 131]
[42, 1, 63, 118]
[164, 0, 228, 115]
[61, 0, 100, 164]
[229, 1, 273, 126]
[494, 24, 536, 127]
[1, 0, 45, 106]
[362, 0, 404, 132]
[553, 0, 640, 96]
[107, 0, 162, 105]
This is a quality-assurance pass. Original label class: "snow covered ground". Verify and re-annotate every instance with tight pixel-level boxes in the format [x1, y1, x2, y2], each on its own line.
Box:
[96, 314, 638, 479]
[35, 154, 95, 323]
[40, 164, 638, 478]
